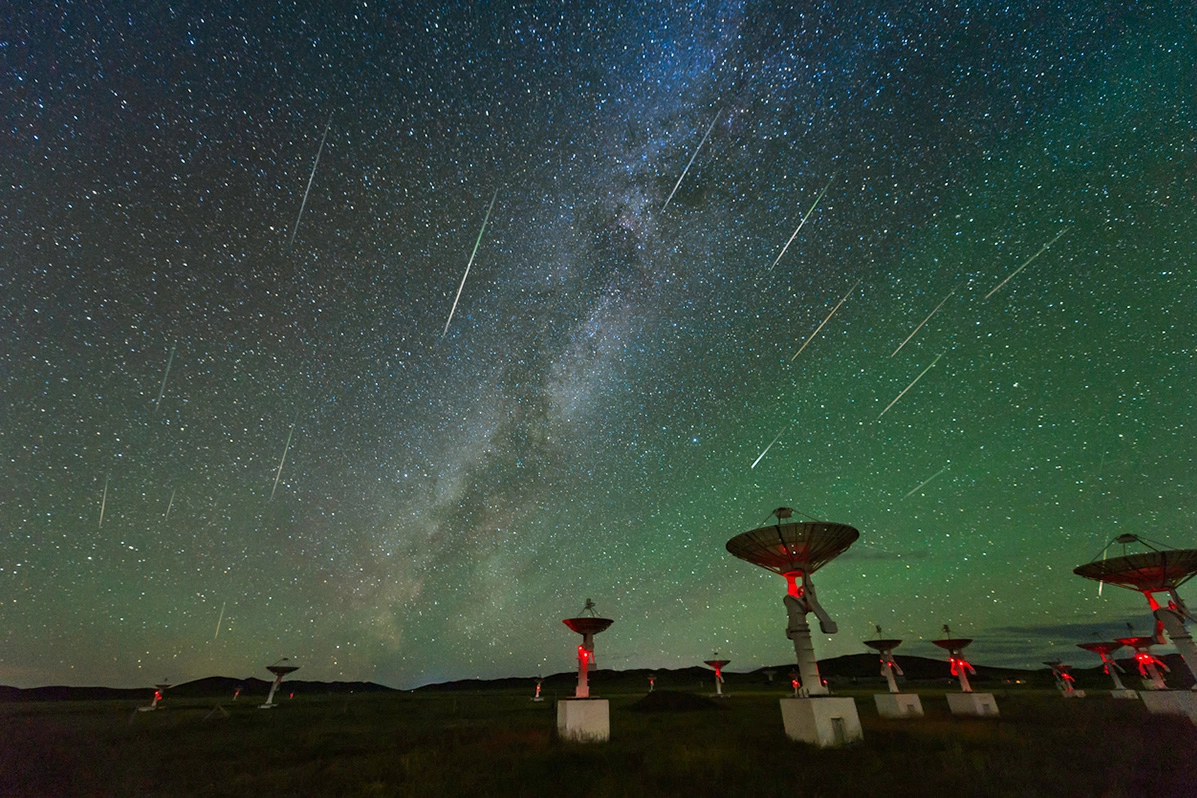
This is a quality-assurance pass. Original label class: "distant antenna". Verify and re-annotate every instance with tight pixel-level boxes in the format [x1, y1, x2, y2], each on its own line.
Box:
[863, 627, 923, 718]
[558, 599, 614, 742]
[648, 673, 657, 692]
[1043, 661, 1085, 698]
[137, 681, 171, 713]
[933, 626, 999, 717]
[1076, 641, 1136, 698]
[532, 676, 544, 702]
[703, 651, 731, 699]
[259, 658, 299, 709]
[1114, 635, 1170, 691]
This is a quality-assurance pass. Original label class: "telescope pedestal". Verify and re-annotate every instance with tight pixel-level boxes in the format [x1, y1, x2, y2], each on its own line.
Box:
[1139, 690, 1197, 723]
[780, 697, 862, 747]
[557, 698, 609, 742]
[947, 692, 999, 717]
[873, 692, 923, 719]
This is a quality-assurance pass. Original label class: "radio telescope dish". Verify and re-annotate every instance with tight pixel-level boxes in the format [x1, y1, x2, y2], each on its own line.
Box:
[562, 599, 613, 699]
[259, 658, 299, 709]
[1077, 641, 1134, 695]
[726, 515, 859, 580]
[726, 508, 859, 699]
[932, 627, 977, 693]
[1075, 535, 1197, 685]
[703, 652, 731, 698]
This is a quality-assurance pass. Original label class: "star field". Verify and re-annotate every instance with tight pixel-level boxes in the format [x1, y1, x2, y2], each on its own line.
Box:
[2, 2, 1194, 688]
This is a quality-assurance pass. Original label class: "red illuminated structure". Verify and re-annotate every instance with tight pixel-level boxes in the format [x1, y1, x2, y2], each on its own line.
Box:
[726, 507, 858, 697]
[1077, 641, 1135, 696]
[1044, 661, 1083, 697]
[865, 627, 924, 718]
[932, 628, 977, 693]
[137, 682, 171, 712]
[727, 507, 864, 746]
[864, 628, 905, 694]
[1074, 535, 1197, 686]
[259, 658, 299, 709]
[933, 626, 998, 716]
[562, 599, 613, 699]
[703, 652, 731, 697]
[1115, 636, 1170, 691]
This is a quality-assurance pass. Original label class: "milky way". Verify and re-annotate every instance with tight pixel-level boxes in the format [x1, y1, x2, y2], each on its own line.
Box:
[2, 3, 1194, 688]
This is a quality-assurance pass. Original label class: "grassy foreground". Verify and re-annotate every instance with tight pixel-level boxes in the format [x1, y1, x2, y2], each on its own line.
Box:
[2, 686, 1195, 797]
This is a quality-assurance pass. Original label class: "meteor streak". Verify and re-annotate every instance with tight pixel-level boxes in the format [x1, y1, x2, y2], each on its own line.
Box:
[215, 601, 226, 639]
[98, 474, 109, 528]
[790, 278, 861, 362]
[985, 227, 1070, 299]
[288, 113, 332, 249]
[662, 108, 721, 211]
[750, 422, 791, 469]
[164, 487, 176, 522]
[891, 288, 956, 357]
[442, 190, 498, 338]
[769, 177, 834, 271]
[270, 417, 297, 501]
[154, 342, 176, 413]
[902, 467, 946, 499]
[877, 352, 944, 420]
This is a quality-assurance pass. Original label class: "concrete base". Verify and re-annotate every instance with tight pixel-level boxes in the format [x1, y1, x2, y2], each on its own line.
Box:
[557, 699, 610, 742]
[1110, 689, 1140, 700]
[874, 692, 923, 719]
[1139, 690, 1197, 723]
[946, 692, 999, 717]
[780, 697, 863, 747]
[1062, 690, 1087, 699]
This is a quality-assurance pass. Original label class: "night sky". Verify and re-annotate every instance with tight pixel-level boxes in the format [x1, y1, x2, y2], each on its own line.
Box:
[3, 3, 1194, 689]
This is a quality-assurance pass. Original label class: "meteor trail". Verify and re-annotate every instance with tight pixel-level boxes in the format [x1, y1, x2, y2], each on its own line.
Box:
[662, 108, 721, 211]
[769, 177, 834, 271]
[750, 422, 791, 469]
[164, 487, 176, 521]
[903, 467, 946, 499]
[985, 227, 1070, 299]
[877, 352, 944, 420]
[288, 113, 332, 249]
[790, 278, 861, 362]
[98, 474, 109, 528]
[215, 601, 226, 639]
[154, 342, 176, 413]
[891, 288, 956, 357]
[270, 417, 297, 501]
[442, 190, 498, 338]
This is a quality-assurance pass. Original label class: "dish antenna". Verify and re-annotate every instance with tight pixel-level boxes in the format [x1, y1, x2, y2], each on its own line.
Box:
[864, 626, 922, 718]
[648, 673, 657, 692]
[532, 676, 544, 702]
[726, 507, 863, 745]
[259, 658, 299, 709]
[933, 625, 998, 716]
[562, 599, 613, 699]
[1074, 535, 1197, 685]
[703, 651, 731, 698]
[557, 599, 613, 742]
[1115, 635, 1170, 691]
[1077, 641, 1137, 698]
[1044, 661, 1084, 698]
[137, 681, 171, 712]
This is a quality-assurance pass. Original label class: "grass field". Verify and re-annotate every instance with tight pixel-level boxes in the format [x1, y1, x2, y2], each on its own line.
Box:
[3, 685, 1195, 797]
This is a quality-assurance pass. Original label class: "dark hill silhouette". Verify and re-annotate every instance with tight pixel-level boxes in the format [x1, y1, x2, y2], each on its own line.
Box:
[3, 652, 1190, 700]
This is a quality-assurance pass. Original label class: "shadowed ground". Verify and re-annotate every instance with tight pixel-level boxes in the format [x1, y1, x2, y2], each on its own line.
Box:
[2, 685, 1195, 796]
